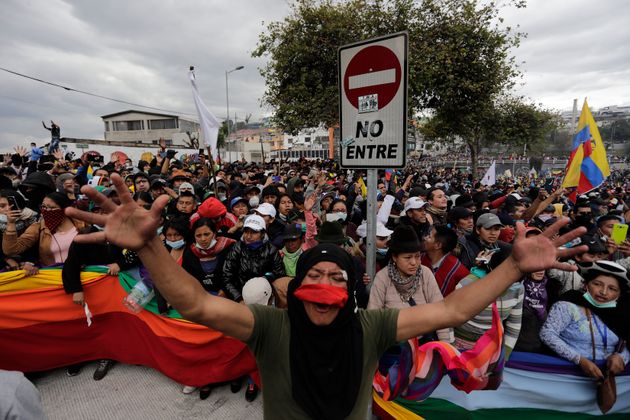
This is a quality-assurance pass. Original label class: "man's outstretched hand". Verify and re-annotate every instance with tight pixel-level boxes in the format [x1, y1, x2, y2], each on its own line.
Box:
[510, 218, 587, 274]
[65, 173, 169, 251]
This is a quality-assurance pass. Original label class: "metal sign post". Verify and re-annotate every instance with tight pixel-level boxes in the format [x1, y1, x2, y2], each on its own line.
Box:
[338, 32, 408, 284]
[365, 169, 378, 284]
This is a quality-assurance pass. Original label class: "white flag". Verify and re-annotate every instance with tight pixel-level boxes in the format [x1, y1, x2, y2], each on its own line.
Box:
[480, 161, 496, 186]
[189, 70, 220, 159]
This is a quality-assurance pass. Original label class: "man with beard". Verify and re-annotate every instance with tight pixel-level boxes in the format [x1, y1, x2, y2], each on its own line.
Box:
[67, 174, 588, 420]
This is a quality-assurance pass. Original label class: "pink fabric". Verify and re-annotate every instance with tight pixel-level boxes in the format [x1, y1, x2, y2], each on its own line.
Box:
[49, 227, 78, 263]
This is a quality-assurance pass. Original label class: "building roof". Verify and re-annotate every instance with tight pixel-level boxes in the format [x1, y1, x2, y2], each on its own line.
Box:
[101, 110, 178, 119]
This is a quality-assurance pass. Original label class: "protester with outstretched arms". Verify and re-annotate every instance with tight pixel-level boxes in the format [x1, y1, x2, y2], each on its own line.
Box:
[66, 173, 588, 420]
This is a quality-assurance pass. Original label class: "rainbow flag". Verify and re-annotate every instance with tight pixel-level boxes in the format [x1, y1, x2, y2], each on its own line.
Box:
[0, 267, 257, 387]
[561, 100, 610, 197]
[374, 303, 504, 403]
[374, 352, 630, 419]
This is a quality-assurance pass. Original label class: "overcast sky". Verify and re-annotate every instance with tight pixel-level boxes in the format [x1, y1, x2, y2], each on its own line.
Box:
[1, 0, 628, 150]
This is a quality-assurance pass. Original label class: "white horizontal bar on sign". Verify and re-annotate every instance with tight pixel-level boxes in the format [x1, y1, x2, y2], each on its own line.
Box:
[348, 68, 396, 89]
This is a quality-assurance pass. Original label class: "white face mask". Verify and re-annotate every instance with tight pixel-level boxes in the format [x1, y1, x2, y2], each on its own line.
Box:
[326, 212, 347, 223]
[218, 193, 227, 201]
[195, 238, 217, 250]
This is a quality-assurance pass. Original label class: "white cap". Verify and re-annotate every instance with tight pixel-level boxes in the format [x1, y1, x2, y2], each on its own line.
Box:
[243, 214, 266, 231]
[255, 202, 277, 218]
[179, 182, 195, 194]
[242, 277, 272, 305]
[403, 197, 427, 213]
[356, 221, 393, 238]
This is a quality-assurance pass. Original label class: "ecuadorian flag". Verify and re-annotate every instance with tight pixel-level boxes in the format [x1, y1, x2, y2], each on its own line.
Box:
[561, 100, 610, 196]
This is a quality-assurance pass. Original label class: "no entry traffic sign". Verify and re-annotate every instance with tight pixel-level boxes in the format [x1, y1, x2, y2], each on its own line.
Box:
[338, 32, 408, 168]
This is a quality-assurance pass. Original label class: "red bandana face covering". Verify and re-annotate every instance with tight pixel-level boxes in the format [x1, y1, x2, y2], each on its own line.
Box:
[294, 283, 348, 308]
[41, 208, 65, 233]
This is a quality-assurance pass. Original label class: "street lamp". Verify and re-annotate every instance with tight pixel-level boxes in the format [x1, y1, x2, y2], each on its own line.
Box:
[225, 66, 244, 136]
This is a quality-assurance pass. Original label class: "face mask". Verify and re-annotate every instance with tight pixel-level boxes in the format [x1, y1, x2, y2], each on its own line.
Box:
[583, 291, 617, 308]
[376, 247, 389, 256]
[538, 214, 553, 222]
[326, 212, 347, 223]
[41, 208, 65, 233]
[218, 193, 227, 201]
[166, 239, 185, 249]
[0, 214, 6, 223]
[195, 238, 217, 250]
[294, 283, 348, 308]
[249, 196, 260, 208]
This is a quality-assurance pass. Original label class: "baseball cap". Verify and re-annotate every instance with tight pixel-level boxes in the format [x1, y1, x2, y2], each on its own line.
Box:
[243, 214, 266, 231]
[403, 197, 427, 213]
[282, 224, 304, 241]
[356, 221, 393, 239]
[242, 277, 272, 305]
[476, 213, 504, 229]
[254, 202, 277, 218]
[178, 182, 195, 194]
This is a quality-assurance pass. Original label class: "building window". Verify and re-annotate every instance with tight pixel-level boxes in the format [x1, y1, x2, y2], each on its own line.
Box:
[305, 137, 311, 142]
[113, 120, 144, 131]
[104, 121, 110, 132]
[148, 119, 178, 130]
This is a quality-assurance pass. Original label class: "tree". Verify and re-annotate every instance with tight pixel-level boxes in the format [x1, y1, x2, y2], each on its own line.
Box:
[254, 0, 527, 173]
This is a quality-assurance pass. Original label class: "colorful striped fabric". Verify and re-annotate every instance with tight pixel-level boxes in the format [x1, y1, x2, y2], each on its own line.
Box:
[374, 351, 630, 418]
[562, 99, 610, 196]
[373, 303, 504, 402]
[0, 267, 257, 387]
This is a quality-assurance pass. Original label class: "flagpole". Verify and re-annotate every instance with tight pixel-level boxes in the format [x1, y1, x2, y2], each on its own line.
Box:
[207, 147, 219, 197]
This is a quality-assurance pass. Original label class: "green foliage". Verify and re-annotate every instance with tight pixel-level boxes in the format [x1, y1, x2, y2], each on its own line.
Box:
[254, 0, 535, 174]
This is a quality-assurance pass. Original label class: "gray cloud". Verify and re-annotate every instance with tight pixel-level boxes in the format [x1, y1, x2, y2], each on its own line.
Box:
[1, 0, 628, 150]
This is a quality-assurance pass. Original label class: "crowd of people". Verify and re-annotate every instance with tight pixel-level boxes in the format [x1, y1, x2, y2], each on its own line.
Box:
[1, 140, 629, 417]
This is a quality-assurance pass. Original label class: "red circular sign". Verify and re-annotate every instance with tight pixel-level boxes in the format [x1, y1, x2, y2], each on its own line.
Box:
[343, 45, 402, 110]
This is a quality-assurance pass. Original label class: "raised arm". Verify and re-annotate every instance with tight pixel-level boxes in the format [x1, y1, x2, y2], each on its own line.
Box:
[395, 219, 587, 341]
[66, 174, 254, 341]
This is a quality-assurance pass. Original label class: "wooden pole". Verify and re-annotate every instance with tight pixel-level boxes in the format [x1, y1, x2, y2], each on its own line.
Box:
[207, 147, 219, 197]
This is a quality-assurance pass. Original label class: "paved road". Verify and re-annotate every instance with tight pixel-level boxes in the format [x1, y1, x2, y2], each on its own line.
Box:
[32, 362, 263, 419]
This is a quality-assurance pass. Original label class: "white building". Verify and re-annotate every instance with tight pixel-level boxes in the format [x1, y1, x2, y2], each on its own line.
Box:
[101, 110, 200, 147]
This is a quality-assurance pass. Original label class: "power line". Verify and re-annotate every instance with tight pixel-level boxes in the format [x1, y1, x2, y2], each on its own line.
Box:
[0, 66, 197, 117]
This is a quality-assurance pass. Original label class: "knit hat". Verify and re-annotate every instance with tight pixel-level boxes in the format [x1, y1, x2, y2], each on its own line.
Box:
[389, 225, 421, 254]
[315, 221, 346, 245]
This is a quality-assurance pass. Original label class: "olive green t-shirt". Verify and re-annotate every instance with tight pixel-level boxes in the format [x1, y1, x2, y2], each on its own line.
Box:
[246, 305, 399, 420]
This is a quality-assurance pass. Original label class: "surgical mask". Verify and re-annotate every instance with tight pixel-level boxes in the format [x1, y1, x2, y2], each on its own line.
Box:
[0, 214, 6, 223]
[166, 239, 185, 249]
[195, 238, 217, 250]
[218, 193, 227, 201]
[376, 247, 389, 256]
[583, 291, 617, 309]
[249, 195, 260, 208]
[326, 212, 347, 223]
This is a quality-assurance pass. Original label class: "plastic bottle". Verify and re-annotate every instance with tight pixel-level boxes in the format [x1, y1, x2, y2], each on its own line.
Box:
[123, 280, 155, 313]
